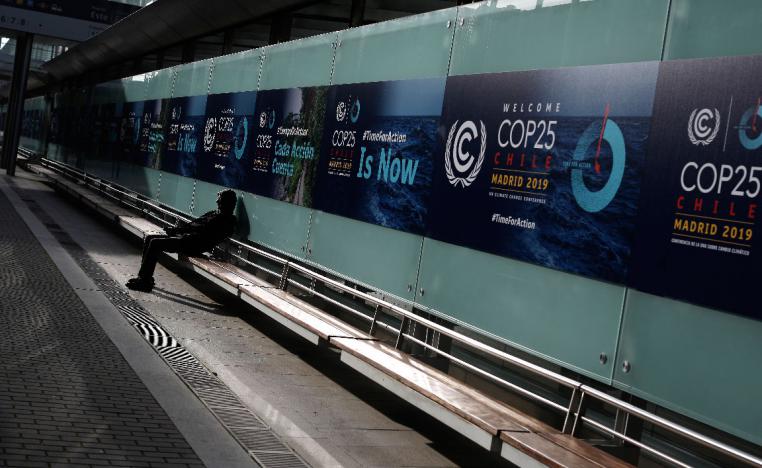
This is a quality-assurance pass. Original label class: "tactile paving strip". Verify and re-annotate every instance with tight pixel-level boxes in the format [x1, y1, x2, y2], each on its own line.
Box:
[19, 192, 308, 468]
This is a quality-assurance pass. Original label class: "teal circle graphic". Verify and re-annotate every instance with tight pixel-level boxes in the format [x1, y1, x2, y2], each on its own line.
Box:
[739, 106, 762, 150]
[268, 110, 276, 129]
[571, 119, 626, 213]
[234, 117, 248, 160]
[350, 98, 361, 123]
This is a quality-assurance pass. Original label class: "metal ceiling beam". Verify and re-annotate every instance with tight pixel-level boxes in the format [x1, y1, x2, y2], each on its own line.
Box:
[35, 0, 319, 87]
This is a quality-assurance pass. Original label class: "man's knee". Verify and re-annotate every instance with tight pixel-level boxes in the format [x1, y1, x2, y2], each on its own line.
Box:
[149, 237, 180, 253]
[144, 234, 164, 246]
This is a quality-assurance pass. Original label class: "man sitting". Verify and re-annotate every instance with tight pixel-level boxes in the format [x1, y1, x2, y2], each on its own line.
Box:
[126, 189, 238, 292]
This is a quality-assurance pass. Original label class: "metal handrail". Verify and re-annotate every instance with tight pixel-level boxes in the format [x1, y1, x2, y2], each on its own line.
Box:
[35, 157, 762, 468]
[580, 386, 762, 467]
[403, 333, 569, 414]
[581, 415, 692, 468]
[285, 260, 582, 389]
[41, 159, 194, 226]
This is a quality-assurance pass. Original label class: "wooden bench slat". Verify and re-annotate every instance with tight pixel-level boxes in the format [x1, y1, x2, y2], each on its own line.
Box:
[240, 284, 369, 343]
[263, 286, 371, 338]
[332, 337, 529, 435]
[186, 257, 370, 343]
[186, 257, 254, 293]
[501, 431, 632, 468]
[209, 262, 273, 289]
[119, 216, 164, 238]
[44, 174, 133, 221]
[95, 201, 133, 220]
[538, 433, 632, 468]
[502, 432, 603, 468]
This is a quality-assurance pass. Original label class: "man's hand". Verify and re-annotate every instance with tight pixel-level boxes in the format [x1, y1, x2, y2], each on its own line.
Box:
[166, 219, 190, 236]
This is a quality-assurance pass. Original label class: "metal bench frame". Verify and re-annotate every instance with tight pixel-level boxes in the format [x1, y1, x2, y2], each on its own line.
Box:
[34, 156, 762, 468]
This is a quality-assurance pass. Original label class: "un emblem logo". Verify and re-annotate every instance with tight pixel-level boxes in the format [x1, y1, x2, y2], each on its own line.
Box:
[444, 120, 486, 188]
[688, 108, 720, 146]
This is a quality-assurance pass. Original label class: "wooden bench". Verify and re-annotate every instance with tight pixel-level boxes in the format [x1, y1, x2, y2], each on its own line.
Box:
[31, 165, 134, 222]
[183, 256, 369, 345]
[332, 338, 629, 468]
[32, 163, 632, 468]
[182, 258, 630, 467]
[500, 431, 631, 468]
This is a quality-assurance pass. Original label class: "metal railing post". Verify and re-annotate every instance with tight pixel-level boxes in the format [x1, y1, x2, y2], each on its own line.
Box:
[562, 387, 580, 434]
[394, 316, 409, 350]
[279, 262, 291, 290]
[613, 408, 630, 445]
[570, 392, 586, 437]
[369, 304, 381, 336]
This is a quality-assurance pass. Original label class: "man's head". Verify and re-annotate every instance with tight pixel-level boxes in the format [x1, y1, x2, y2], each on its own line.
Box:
[216, 189, 237, 214]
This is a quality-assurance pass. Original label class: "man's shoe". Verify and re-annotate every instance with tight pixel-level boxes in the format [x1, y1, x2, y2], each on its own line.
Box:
[127, 276, 154, 286]
[126, 278, 153, 292]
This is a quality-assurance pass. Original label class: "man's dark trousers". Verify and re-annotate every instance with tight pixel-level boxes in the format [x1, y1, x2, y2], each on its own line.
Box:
[138, 234, 182, 280]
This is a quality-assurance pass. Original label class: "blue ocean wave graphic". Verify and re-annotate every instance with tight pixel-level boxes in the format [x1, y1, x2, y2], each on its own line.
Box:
[355, 116, 437, 234]
[506, 117, 648, 282]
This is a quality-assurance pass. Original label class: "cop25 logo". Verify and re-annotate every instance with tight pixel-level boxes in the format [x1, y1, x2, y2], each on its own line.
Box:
[571, 108, 626, 213]
[445, 120, 486, 188]
[259, 110, 275, 129]
[203, 117, 216, 152]
[336, 101, 346, 122]
[739, 100, 762, 150]
[336, 97, 361, 123]
[234, 117, 248, 160]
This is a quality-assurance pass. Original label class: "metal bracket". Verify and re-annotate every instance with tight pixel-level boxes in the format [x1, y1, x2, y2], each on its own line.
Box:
[279, 262, 291, 290]
[394, 316, 409, 350]
[562, 387, 581, 434]
[613, 407, 630, 446]
[570, 392, 587, 437]
[369, 303, 381, 336]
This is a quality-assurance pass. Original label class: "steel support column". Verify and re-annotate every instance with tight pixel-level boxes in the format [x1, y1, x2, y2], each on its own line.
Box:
[156, 49, 165, 70]
[222, 28, 235, 55]
[181, 40, 196, 64]
[268, 13, 293, 45]
[2, 32, 34, 176]
[350, 0, 366, 27]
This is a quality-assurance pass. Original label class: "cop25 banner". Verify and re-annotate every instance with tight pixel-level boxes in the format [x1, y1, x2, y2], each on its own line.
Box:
[102, 103, 123, 162]
[160, 95, 207, 178]
[118, 100, 144, 163]
[197, 90, 257, 189]
[427, 62, 659, 283]
[245, 87, 327, 208]
[630, 56, 762, 317]
[314, 78, 446, 234]
[137, 99, 167, 168]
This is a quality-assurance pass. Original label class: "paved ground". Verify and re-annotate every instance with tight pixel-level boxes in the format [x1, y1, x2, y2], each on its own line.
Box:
[0, 184, 205, 468]
[2, 169, 514, 468]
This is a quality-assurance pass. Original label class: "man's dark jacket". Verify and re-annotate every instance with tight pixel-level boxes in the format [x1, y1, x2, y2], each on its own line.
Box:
[170, 210, 236, 254]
